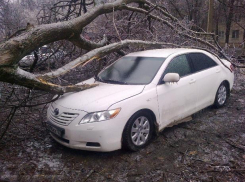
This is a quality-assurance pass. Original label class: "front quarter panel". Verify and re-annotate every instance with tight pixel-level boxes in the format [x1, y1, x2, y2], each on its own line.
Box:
[108, 84, 160, 135]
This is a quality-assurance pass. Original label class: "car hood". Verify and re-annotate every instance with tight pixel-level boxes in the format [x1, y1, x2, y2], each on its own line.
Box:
[54, 78, 145, 112]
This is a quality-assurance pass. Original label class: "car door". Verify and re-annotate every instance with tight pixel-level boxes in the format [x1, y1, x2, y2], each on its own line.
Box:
[156, 54, 198, 129]
[188, 53, 220, 110]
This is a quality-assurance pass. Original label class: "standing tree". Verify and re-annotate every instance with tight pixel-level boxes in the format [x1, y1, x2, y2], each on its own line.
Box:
[216, 0, 245, 46]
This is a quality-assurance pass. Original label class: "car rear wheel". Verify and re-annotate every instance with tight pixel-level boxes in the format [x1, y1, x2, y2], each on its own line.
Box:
[213, 82, 229, 108]
[122, 111, 153, 151]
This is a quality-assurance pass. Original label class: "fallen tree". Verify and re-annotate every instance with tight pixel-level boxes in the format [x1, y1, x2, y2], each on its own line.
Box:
[1, 0, 243, 95]
[1, 0, 245, 143]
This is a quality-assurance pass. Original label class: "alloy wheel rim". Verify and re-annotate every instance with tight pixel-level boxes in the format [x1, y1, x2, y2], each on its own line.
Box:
[131, 116, 150, 146]
[218, 85, 227, 105]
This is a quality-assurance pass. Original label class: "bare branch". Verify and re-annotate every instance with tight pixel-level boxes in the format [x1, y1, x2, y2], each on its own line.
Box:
[113, 7, 122, 41]
[39, 39, 180, 80]
[123, 5, 217, 50]
[0, 107, 17, 140]
[145, 0, 215, 36]
[0, 67, 98, 94]
[0, 39, 179, 94]
[69, 34, 108, 50]
[0, 0, 244, 98]
[0, 0, 143, 66]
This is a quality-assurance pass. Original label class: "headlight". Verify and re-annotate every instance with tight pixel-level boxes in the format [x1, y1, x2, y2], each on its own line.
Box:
[79, 108, 121, 124]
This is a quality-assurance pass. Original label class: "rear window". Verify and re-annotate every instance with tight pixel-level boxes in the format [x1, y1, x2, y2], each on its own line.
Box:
[189, 53, 217, 72]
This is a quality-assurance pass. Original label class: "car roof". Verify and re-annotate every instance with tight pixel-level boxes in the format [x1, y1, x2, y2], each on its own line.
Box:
[126, 48, 203, 58]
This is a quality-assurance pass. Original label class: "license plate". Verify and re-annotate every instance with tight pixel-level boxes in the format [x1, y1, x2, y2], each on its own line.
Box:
[47, 121, 65, 137]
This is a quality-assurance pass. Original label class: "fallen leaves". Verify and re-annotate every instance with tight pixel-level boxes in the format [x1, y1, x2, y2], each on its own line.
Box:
[189, 151, 197, 155]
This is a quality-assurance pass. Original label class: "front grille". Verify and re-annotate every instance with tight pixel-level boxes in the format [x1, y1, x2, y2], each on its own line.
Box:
[48, 105, 79, 126]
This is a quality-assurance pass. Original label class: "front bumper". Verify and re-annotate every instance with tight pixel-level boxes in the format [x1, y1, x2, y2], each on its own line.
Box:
[47, 104, 127, 152]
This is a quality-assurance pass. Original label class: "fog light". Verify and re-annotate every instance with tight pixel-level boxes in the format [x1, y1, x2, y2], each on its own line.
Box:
[86, 142, 101, 147]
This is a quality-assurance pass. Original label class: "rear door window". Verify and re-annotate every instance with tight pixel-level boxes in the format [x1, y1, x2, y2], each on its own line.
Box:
[188, 53, 217, 72]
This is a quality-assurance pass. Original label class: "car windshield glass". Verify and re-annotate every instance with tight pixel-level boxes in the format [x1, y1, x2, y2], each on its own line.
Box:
[97, 56, 165, 85]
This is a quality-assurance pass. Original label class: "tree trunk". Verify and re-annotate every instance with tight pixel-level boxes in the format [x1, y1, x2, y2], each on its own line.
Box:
[225, 0, 235, 45]
[207, 0, 214, 32]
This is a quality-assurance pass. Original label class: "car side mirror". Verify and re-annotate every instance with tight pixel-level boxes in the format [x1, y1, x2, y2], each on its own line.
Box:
[163, 73, 180, 83]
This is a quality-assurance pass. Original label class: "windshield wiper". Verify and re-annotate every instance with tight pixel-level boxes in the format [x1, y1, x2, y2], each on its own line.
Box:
[95, 75, 128, 85]
[102, 79, 128, 85]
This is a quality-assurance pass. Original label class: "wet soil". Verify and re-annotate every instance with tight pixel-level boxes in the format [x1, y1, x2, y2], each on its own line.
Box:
[0, 72, 245, 182]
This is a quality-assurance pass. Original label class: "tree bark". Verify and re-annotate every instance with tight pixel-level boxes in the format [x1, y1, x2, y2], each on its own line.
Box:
[225, 0, 235, 45]
[0, 40, 179, 94]
[0, 0, 242, 96]
[207, 0, 214, 32]
[0, 0, 143, 67]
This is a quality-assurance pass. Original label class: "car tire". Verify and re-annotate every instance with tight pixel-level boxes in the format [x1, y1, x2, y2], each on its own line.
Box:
[122, 111, 154, 151]
[213, 82, 229, 108]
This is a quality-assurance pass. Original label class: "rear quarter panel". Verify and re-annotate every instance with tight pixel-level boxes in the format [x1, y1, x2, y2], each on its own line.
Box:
[214, 57, 235, 91]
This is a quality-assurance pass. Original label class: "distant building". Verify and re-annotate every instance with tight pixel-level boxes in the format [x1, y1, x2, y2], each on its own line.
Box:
[218, 14, 245, 49]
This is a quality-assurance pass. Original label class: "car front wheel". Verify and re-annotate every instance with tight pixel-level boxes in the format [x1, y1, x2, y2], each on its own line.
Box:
[122, 111, 153, 151]
[213, 82, 229, 108]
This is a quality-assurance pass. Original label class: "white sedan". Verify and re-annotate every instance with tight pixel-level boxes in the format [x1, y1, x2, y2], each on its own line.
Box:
[46, 49, 234, 152]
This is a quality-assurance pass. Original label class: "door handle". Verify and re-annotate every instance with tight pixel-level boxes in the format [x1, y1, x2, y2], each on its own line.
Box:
[189, 79, 196, 84]
[216, 68, 221, 73]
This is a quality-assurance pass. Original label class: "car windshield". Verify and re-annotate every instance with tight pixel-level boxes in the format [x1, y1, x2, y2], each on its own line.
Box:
[97, 56, 165, 85]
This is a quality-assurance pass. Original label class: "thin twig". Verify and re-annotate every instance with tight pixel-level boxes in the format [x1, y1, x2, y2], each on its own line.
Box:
[0, 107, 17, 140]
[82, 170, 94, 182]
[112, 6, 122, 41]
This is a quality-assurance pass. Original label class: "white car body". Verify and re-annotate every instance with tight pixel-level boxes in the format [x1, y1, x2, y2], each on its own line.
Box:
[47, 49, 234, 152]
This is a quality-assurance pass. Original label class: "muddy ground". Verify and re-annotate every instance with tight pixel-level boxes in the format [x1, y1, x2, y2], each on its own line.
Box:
[0, 72, 245, 182]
